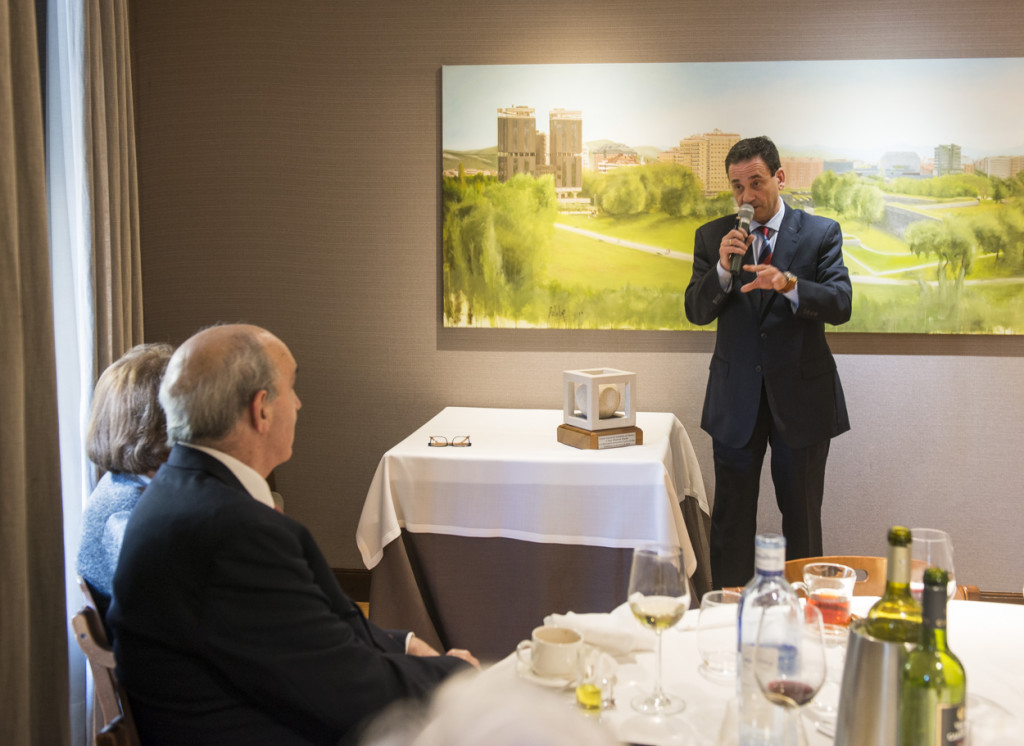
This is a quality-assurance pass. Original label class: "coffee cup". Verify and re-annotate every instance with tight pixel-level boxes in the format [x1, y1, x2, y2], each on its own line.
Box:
[516, 625, 583, 679]
[792, 562, 856, 630]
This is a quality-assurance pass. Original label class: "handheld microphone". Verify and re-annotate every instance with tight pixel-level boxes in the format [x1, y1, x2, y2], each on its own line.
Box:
[729, 203, 755, 277]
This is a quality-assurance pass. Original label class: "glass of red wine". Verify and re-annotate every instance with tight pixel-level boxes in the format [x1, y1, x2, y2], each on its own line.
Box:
[752, 601, 827, 745]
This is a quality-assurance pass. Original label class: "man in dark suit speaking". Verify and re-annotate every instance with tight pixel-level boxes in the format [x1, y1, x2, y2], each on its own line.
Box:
[684, 136, 852, 589]
[108, 324, 476, 745]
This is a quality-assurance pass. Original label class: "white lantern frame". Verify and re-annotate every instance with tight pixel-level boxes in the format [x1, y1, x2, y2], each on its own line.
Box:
[562, 368, 637, 431]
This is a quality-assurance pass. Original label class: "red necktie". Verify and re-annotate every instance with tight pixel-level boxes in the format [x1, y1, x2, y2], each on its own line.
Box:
[759, 226, 773, 265]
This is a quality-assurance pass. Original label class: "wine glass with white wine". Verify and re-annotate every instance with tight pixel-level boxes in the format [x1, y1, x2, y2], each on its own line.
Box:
[627, 543, 691, 715]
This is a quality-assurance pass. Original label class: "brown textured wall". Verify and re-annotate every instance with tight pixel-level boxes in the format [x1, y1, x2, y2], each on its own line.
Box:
[131, 0, 1024, 591]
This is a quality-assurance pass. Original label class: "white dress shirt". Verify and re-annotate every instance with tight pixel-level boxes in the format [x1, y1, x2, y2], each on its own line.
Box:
[182, 443, 276, 509]
[717, 200, 799, 307]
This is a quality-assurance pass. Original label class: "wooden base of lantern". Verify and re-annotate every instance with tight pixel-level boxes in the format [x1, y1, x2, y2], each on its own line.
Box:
[556, 423, 643, 450]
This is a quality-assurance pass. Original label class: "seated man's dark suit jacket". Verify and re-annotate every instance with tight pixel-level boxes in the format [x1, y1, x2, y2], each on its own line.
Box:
[108, 445, 467, 746]
[684, 207, 852, 450]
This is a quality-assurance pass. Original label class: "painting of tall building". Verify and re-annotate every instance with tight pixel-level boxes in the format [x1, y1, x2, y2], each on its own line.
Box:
[549, 108, 583, 198]
[780, 157, 824, 189]
[976, 155, 1024, 179]
[934, 143, 963, 176]
[497, 106, 581, 197]
[497, 106, 537, 182]
[659, 129, 740, 195]
[534, 131, 548, 167]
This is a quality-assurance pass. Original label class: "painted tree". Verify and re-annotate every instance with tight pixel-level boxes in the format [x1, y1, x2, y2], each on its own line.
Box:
[598, 168, 646, 216]
[442, 173, 555, 326]
[852, 183, 886, 224]
[640, 162, 702, 217]
[970, 212, 1010, 262]
[443, 188, 504, 325]
[812, 171, 885, 225]
[996, 206, 1024, 269]
[811, 170, 840, 209]
[484, 174, 555, 324]
[905, 217, 975, 295]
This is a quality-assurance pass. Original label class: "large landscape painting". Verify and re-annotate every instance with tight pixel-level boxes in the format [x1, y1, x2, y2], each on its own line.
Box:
[441, 59, 1024, 334]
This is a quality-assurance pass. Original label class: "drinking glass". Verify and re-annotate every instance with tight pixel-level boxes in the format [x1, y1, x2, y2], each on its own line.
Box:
[696, 589, 740, 682]
[575, 645, 617, 715]
[627, 543, 691, 715]
[753, 602, 827, 745]
[790, 562, 855, 639]
[910, 528, 956, 601]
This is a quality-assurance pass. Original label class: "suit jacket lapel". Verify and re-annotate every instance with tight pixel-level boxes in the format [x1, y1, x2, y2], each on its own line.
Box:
[770, 206, 802, 273]
[758, 207, 802, 320]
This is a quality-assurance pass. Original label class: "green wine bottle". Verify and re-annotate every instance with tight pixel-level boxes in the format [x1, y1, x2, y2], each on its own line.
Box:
[865, 526, 922, 642]
[898, 567, 967, 745]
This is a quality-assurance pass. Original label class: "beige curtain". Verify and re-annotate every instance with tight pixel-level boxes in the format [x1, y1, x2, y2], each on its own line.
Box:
[0, 0, 73, 744]
[85, 0, 143, 372]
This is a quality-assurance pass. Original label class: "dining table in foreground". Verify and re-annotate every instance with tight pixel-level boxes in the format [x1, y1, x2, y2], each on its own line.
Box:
[484, 597, 1024, 746]
[356, 407, 711, 660]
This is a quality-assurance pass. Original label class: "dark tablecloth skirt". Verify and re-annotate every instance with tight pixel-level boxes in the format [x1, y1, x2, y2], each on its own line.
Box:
[368, 495, 712, 662]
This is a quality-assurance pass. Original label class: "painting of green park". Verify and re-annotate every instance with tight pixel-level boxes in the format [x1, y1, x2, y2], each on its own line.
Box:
[441, 61, 1024, 333]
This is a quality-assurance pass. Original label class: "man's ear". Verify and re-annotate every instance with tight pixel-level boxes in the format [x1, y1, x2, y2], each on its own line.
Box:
[250, 389, 271, 433]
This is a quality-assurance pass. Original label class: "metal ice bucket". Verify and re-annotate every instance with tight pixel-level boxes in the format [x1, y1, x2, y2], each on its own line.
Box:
[833, 618, 910, 746]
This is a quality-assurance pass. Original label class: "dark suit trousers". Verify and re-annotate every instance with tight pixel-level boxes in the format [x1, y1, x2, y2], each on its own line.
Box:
[710, 386, 831, 589]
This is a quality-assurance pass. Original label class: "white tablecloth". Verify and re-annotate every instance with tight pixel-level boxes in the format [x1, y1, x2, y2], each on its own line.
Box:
[356, 407, 708, 576]
[486, 598, 1024, 746]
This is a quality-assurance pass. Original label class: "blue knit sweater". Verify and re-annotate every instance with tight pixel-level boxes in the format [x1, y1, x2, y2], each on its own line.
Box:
[77, 471, 150, 597]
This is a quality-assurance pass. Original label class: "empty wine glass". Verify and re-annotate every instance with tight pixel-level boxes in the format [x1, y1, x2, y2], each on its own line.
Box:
[910, 528, 956, 601]
[627, 543, 691, 715]
[753, 602, 827, 746]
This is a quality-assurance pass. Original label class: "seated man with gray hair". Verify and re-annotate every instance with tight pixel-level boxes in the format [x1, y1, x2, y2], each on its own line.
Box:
[108, 324, 476, 746]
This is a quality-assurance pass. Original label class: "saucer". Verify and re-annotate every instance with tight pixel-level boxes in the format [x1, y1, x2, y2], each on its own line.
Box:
[514, 648, 574, 688]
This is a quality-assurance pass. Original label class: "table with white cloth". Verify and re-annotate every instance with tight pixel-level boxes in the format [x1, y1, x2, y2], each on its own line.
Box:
[484, 598, 1024, 746]
[356, 407, 711, 660]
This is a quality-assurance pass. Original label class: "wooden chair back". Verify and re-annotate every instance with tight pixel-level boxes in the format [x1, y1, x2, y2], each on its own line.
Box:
[953, 584, 980, 600]
[728, 556, 979, 601]
[95, 715, 140, 746]
[73, 585, 141, 746]
[785, 555, 887, 596]
[79, 575, 112, 629]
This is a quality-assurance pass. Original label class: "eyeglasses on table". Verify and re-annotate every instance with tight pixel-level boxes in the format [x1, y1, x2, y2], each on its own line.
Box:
[428, 435, 472, 447]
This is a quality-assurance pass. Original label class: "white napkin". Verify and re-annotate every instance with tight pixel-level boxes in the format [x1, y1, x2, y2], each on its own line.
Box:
[543, 611, 655, 656]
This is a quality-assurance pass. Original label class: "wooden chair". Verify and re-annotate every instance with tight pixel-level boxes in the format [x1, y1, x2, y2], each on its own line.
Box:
[73, 583, 141, 746]
[79, 575, 113, 635]
[785, 556, 981, 600]
[953, 584, 981, 601]
[785, 555, 887, 596]
[94, 715, 140, 746]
